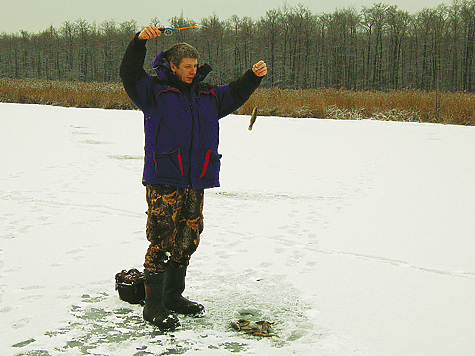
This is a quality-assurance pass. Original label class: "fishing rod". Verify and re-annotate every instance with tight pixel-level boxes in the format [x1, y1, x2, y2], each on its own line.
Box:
[157, 25, 207, 36]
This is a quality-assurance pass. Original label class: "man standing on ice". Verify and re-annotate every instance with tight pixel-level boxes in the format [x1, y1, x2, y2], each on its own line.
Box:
[120, 24, 267, 330]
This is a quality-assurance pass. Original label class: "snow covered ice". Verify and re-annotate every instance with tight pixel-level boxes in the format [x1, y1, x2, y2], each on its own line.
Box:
[1, 103, 474, 355]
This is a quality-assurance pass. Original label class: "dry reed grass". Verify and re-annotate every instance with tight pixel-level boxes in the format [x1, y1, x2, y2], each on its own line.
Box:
[0, 78, 134, 110]
[240, 87, 475, 126]
[1, 79, 474, 125]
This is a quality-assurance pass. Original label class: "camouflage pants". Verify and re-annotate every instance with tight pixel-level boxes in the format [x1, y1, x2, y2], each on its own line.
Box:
[144, 184, 204, 273]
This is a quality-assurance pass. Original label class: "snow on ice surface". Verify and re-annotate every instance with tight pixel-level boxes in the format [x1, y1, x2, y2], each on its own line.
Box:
[0, 102, 474, 356]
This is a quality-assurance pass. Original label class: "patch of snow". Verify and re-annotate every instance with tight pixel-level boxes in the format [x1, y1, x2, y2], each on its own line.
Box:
[1, 103, 474, 355]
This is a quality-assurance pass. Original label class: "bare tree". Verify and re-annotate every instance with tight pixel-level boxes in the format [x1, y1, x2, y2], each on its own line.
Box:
[2, 1, 475, 92]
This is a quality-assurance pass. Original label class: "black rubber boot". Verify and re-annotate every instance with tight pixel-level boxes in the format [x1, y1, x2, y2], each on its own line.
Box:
[143, 271, 180, 330]
[163, 266, 205, 315]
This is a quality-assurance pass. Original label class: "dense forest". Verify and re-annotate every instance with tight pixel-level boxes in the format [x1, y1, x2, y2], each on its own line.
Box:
[1, 1, 475, 92]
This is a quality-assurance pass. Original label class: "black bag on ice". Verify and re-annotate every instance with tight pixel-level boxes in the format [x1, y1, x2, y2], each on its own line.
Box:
[115, 268, 145, 305]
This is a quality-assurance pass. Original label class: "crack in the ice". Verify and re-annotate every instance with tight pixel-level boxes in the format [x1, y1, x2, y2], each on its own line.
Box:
[321, 248, 474, 279]
[0, 190, 143, 218]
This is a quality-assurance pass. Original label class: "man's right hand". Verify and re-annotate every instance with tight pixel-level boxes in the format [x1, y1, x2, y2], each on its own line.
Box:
[138, 25, 162, 40]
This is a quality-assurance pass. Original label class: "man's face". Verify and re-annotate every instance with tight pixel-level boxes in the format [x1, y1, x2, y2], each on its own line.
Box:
[171, 57, 198, 84]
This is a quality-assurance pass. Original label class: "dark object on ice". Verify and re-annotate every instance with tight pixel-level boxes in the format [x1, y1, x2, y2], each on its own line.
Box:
[143, 270, 180, 330]
[163, 266, 205, 316]
[115, 268, 146, 305]
[230, 319, 277, 337]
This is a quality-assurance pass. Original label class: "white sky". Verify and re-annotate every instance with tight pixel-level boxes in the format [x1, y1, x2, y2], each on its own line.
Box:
[1, 0, 449, 34]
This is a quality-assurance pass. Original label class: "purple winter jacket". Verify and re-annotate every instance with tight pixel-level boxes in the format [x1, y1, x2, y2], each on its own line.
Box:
[120, 34, 263, 189]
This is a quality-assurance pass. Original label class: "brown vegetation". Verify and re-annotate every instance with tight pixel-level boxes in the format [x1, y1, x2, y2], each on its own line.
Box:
[239, 88, 475, 126]
[0, 78, 135, 110]
[1, 78, 474, 126]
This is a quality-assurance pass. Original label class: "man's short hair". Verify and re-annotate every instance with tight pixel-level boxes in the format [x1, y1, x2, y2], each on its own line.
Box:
[166, 43, 200, 68]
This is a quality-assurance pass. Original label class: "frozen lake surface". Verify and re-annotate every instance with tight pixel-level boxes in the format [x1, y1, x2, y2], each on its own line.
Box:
[1, 103, 474, 355]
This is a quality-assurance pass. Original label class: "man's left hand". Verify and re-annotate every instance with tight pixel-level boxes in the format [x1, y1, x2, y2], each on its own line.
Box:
[252, 61, 267, 77]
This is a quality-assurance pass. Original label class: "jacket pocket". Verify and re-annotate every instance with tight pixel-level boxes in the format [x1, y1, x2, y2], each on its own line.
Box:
[153, 148, 184, 179]
[199, 149, 221, 179]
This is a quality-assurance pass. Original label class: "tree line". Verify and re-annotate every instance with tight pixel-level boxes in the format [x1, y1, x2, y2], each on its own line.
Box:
[1, 1, 475, 92]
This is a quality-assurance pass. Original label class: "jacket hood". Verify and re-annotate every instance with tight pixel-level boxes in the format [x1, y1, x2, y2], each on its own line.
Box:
[152, 50, 212, 84]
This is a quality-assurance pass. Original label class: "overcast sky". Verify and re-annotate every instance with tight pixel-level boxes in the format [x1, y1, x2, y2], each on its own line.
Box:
[2, 0, 449, 34]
